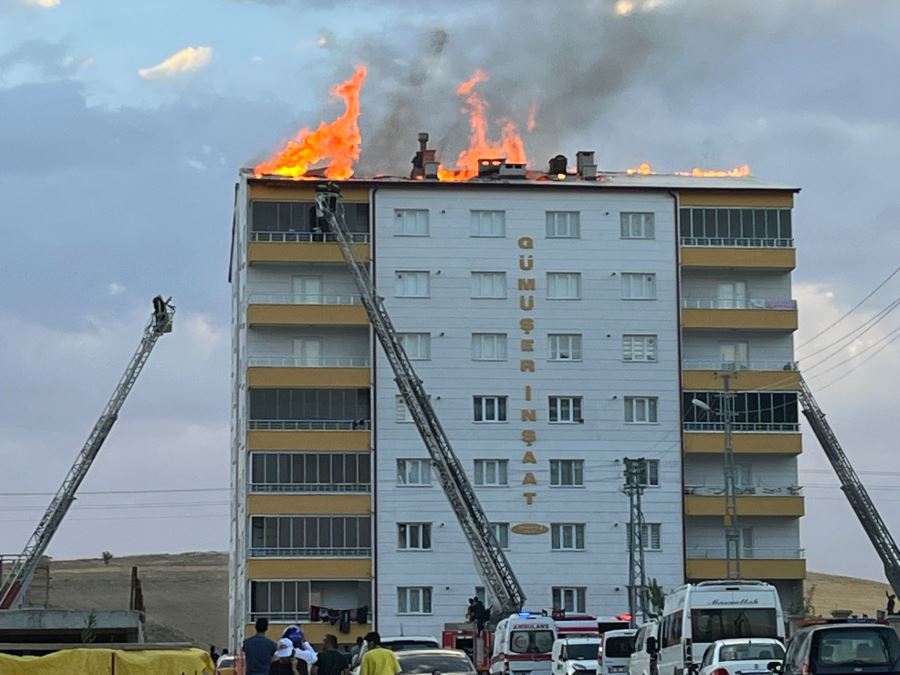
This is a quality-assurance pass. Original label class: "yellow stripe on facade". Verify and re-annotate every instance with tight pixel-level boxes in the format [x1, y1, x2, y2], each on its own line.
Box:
[247, 494, 371, 515]
[248, 430, 371, 451]
[678, 191, 795, 207]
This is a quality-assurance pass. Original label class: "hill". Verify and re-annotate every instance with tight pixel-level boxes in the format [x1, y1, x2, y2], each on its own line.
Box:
[42, 551, 894, 651]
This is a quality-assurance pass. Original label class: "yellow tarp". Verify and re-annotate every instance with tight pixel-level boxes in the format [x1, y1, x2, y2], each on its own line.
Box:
[0, 647, 215, 674]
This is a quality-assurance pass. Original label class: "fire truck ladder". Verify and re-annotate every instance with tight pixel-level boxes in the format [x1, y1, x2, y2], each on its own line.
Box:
[798, 375, 900, 595]
[0, 297, 175, 610]
[315, 184, 525, 617]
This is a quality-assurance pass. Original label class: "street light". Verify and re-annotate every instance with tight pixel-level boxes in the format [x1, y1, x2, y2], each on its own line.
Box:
[691, 398, 711, 412]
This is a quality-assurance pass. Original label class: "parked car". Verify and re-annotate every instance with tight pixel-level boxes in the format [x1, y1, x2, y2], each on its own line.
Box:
[692, 638, 785, 675]
[395, 648, 478, 675]
[773, 622, 900, 675]
[628, 620, 659, 675]
[552, 636, 601, 675]
[215, 653, 236, 675]
[599, 629, 637, 675]
[383, 636, 442, 652]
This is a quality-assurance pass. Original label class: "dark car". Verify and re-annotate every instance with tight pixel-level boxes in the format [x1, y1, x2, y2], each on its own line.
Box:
[396, 649, 477, 675]
[773, 623, 900, 675]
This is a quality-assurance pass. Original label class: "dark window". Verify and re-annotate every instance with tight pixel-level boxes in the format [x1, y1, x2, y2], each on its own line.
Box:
[690, 608, 778, 642]
[249, 388, 370, 421]
[779, 209, 792, 239]
[680, 209, 692, 237]
[811, 627, 900, 668]
[604, 635, 636, 658]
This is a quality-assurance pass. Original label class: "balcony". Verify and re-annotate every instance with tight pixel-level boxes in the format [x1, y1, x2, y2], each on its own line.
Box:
[247, 494, 371, 515]
[686, 548, 806, 580]
[249, 546, 371, 558]
[249, 231, 371, 264]
[684, 421, 799, 433]
[684, 489, 805, 517]
[682, 360, 800, 389]
[248, 294, 368, 327]
[683, 431, 801, 455]
[681, 298, 798, 331]
[248, 356, 371, 388]
[249, 419, 370, 431]
[680, 238, 795, 271]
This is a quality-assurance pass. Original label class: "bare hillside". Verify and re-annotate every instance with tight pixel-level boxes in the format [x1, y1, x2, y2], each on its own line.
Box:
[806, 570, 893, 618]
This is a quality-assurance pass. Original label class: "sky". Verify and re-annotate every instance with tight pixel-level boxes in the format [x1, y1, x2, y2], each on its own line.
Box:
[1, 0, 899, 586]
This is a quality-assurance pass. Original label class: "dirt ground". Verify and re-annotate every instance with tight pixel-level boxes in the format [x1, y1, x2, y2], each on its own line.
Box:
[43, 551, 895, 651]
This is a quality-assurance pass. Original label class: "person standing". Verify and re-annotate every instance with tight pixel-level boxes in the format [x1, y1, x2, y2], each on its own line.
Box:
[359, 632, 401, 675]
[350, 637, 364, 664]
[271, 638, 303, 675]
[313, 634, 350, 675]
[243, 617, 277, 675]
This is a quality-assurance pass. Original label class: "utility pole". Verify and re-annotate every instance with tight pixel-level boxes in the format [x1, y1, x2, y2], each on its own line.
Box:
[624, 458, 649, 625]
[718, 371, 741, 579]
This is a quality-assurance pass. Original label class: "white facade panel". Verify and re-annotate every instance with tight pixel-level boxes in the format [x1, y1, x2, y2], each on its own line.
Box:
[681, 270, 793, 304]
[373, 188, 683, 637]
[247, 326, 369, 360]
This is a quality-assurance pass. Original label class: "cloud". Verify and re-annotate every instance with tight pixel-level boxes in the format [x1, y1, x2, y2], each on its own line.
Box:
[107, 282, 126, 296]
[20, 0, 59, 7]
[137, 46, 213, 80]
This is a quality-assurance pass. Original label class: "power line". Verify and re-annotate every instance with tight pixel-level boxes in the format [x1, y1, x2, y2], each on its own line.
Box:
[0, 487, 228, 497]
[807, 323, 900, 381]
[797, 266, 900, 350]
[798, 294, 900, 363]
[817, 328, 900, 392]
[0, 501, 230, 512]
[0, 513, 229, 524]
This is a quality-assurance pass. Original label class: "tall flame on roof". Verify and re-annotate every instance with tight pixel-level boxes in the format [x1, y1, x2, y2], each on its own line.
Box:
[626, 163, 653, 175]
[437, 69, 528, 182]
[676, 164, 752, 177]
[254, 66, 367, 180]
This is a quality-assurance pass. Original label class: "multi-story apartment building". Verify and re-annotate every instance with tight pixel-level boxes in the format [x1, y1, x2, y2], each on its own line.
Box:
[228, 150, 803, 646]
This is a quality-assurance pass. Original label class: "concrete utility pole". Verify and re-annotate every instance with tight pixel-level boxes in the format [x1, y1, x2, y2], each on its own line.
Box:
[718, 371, 741, 579]
[624, 458, 649, 625]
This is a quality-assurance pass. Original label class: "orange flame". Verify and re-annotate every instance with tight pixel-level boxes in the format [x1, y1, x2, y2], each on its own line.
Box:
[676, 164, 752, 177]
[254, 66, 367, 180]
[626, 163, 653, 175]
[527, 100, 539, 132]
[437, 69, 528, 182]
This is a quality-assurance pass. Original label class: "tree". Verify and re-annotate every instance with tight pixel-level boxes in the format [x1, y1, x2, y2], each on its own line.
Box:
[102, 551, 113, 565]
[647, 578, 665, 614]
[81, 609, 97, 644]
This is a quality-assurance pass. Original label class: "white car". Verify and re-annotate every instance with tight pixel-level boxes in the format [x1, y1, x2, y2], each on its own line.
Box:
[552, 636, 601, 675]
[694, 638, 785, 675]
[599, 629, 637, 675]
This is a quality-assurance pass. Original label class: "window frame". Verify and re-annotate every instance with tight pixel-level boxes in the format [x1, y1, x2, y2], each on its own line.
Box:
[551, 523, 586, 551]
[397, 522, 432, 550]
[637, 459, 660, 487]
[399, 332, 431, 360]
[471, 333, 508, 361]
[552, 586, 587, 613]
[397, 586, 433, 615]
[624, 396, 659, 424]
[620, 212, 656, 240]
[396, 458, 432, 487]
[550, 459, 585, 487]
[548, 333, 583, 361]
[471, 271, 508, 299]
[546, 211, 581, 239]
[470, 210, 506, 238]
[547, 272, 582, 300]
[626, 522, 662, 551]
[623, 334, 658, 363]
[621, 272, 657, 300]
[491, 522, 510, 550]
[394, 209, 430, 237]
[548, 396, 584, 424]
[473, 395, 508, 423]
[474, 459, 509, 487]
[395, 270, 430, 298]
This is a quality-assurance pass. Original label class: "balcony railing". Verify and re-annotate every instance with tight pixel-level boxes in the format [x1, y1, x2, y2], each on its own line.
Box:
[682, 298, 797, 310]
[249, 293, 362, 306]
[687, 547, 805, 560]
[249, 547, 371, 558]
[685, 485, 803, 496]
[682, 359, 797, 371]
[684, 421, 799, 432]
[249, 419, 371, 431]
[681, 237, 794, 249]
[250, 482, 371, 494]
[251, 231, 370, 243]
[248, 356, 370, 368]
[249, 610, 312, 622]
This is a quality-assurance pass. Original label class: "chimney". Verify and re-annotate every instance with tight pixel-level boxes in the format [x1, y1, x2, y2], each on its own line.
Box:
[411, 132, 438, 179]
[478, 158, 504, 177]
[548, 154, 568, 175]
[576, 151, 597, 180]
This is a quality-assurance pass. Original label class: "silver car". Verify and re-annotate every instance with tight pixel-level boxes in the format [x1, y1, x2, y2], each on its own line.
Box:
[693, 638, 785, 675]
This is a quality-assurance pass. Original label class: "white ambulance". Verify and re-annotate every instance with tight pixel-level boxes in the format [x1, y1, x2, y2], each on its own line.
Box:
[491, 613, 559, 675]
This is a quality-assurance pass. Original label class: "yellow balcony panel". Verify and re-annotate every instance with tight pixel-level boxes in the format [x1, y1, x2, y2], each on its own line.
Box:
[682, 308, 798, 331]
[682, 369, 800, 390]
[681, 247, 795, 271]
[247, 494, 371, 515]
[248, 183, 370, 202]
[678, 191, 795, 208]
[684, 494, 804, 517]
[246, 622, 372, 644]
[248, 366, 370, 388]
[249, 241, 370, 264]
[248, 303, 369, 327]
[248, 430, 370, 451]
[686, 558, 806, 580]
[247, 558, 372, 580]
[684, 432, 802, 455]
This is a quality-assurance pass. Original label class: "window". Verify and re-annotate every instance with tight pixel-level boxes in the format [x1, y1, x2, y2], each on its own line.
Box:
[400, 333, 431, 360]
[474, 586, 487, 605]
[250, 580, 310, 621]
[397, 459, 431, 486]
[626, 522, 661, 551]
[739, 527, 754, 557]
[551, 523, 585, 550]
[249, 516, 371, 556]
[398, 523, 432, 550]
[398, 587, 432, 614]
[552, 587, 586, 613]
[395, 271, 430, 297]
[471, 272, 507, 298]
[471, 210, 505, 237]
[625, 396, 658, 424]
[474, 396, 507, 422]
[623, 335, 658, 362]
[491, 522, 510, 549]
[474, 459, 509, 486]
[718, 281, 748, 309]
[472, 333, 508, 361]
[550, 460, 584, 487]
[679, 207, 793, 246]
[395, 209, 429, 236]
[249, 388, 370, 428]
[250, 452, 371, 493]
[547, 273, 582, 299]
[546, 211, 581, 238]
[621, 273, 657, 299]
[621, 212, 655, 239]
[682, 391, 799, 430]
[636, 459, 660, 487]
[720, 342, 749, 369]
[548, 396, 583, 423]
[548, 334, 582, 361]
[736, 463, 753, 487]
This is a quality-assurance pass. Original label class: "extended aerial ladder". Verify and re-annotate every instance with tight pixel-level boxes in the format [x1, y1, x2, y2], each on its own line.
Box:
[314, 184, 525, 618]
[0, 297, 174, 610]
[798, 375, 900, 596]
